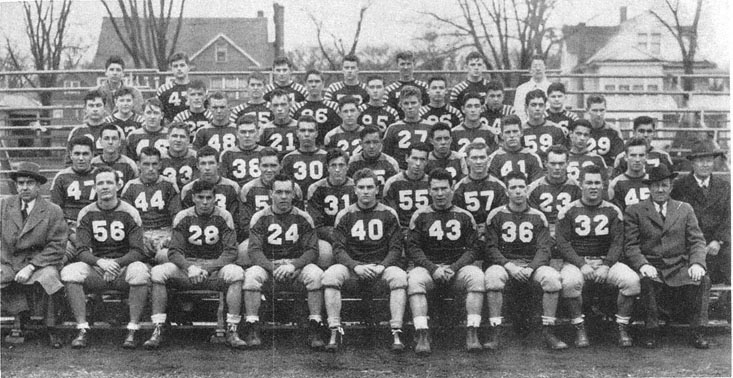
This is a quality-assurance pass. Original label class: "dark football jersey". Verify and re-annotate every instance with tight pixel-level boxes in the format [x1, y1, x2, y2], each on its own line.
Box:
[383, 119, 433, 170]
[168, 206, 237, 265]
[229, 101, 272, 126]
[290, 100, 342, 145]
[452, 174, 508, 225]
[419, 104, 464, 128]
[451, 123, 498, 153]
[527, 176, 582, 225]
[425, 151, 467, 182]
[121, 176, 181, 230]
[545, 108, 578, 135]
[407, 205, 479, 270]
[382, 171, 431, 227]
[485, 205, 551, 267]
[192, 123, 237, 153]
[263, 82, 308, 103]
[259, 119, 299, 157]
[522, 120, 567, 160]
[332, 202, 402, 268]
[306, 177, 356, 229]
[172, 109, 213, 137]
[50, 167, 98, 221]
[588, 124, 625, 166]
[480, 105, 515, 137]
[75, 200, 144, 262]
[239, 178, 305, 239]
[324, 81, 370, 105]
[347, 152, 400, 194]
[556, 199, 623, 266]
[181, 177, 240, 225]
[324, 126, 363, 157]
[156, 82, 189, 121]
[385, 79, 430, 117]
[248, 206, 318, 270]
[104, 114, 144, 137]
[608, 173, 649, 211]
[613, 148, 673, 177]
[161, 149, 197, 190]
[281, 149, 328, 194]
[67, 123, 124, 157]
[125, 128, 170, 161]
[357, 103, 400, 133]
[219, 145, 264, 186]
[488, 147, 544, 182]
[449, 78, 492, 108]
[567, 151, 608, 183]
[91, 154, 139, 190]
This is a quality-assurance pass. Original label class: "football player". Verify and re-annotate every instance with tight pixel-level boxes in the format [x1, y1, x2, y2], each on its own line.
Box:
[545, 82, 578, 135]
[126, 98, 169, 161]
[156, 52, 191, 122]
[172, 80, 212, 137]
[291, 69, 342, 145]
[219, 114, 264, 187]
[585, 95, 624, 167]
[324, 96, 364, 157]
[488, 115, 543, 182]
[480, 80, 515, 137]
[103, 87, 144, 136]
[383, 142, 431, 228]
[259, 89, 299, 158]
[160, 123, 197, 190]
[566, 119, 608, 183]
[97, 55, 143, 115]
[263, 56, 307, 103]
[192, 92, 237, 153]
[229, 72, 273, 126]
[522, 89, 566, 161]
[324, 54, 369, 105]
[281, 115, 328, 194]
[453, 93, 498, 153]
[613, 116, 673, 176]
[385, 51, 429, 117]
[420, 76, 463, 128]
[450, 51, 491, 108]
[67, 90, 112, 158]
[425, 122, 467, 182]
[383, 86, 433, 170]
[357, 75, 400, 133]
[527, 145, 582, 235]
[346, 125, 400, 196]
[306, 149, 356, 243]
[91, 124, 139, 190]
[608, 137, 650, 211]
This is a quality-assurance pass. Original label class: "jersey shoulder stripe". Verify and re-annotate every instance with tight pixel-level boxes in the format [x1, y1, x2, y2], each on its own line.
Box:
[306, 177, 329, 199]
[76, 202, 99, 223]
[526, 207, 549, 227]
[172, 110, 190, 122]
[408, 205, 434, 229]
[599, 200, 623, 220]
[172, 206, 197, 228]
[451, 205, 478, 228]
[120, 177, 142, 196]
[156, 82, 175, 96]
[219, 177, 241, 192]
[527, 176, 549, 194]
[324, 100, 340, 112]
[212, 206, 235, 229]
[382, 172, 406, 193]
[418, 105, 430, 117]
[447, 105, 464, 117]
[486, 205, 510, 224]
[117, 200, 143, 226]
[557, 199, 583, 220]
[291, 206, 315, 228]
[375, 202, 400, 221]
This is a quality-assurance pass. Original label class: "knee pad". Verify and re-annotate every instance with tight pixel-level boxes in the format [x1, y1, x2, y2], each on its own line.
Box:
[60, 262, 88, 283]
[220, 264, 245, 283]
[484, 265, 508, 291]
[125, 262, 151, 285]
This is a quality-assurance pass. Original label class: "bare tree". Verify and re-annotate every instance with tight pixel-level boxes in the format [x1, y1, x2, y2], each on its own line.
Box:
[306, 1, 373, 70]
[99, 0, 186, 70]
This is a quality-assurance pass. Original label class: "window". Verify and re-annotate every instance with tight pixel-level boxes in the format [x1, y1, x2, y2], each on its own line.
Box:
[63, 80, 81, 95]
[632, 84, 644, 91]
[604, 85, 616, 91]
[647, 84, 659, 91]
[215, 44, 228, 63]
[210, 78, 223, 90]
[637, 33, 648, 50]
[618, 85, 630, 91]
[650, 33, 661, 54]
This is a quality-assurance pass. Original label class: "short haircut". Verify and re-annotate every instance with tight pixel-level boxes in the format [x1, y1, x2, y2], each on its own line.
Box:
[462, 92, 483, 105]
[465, 51, 483, 64]
[100, 123, 122, 138]
[94, 165, 119, 182]
[569, 119, 592, 132]
[105, 55, 125, 70]
[343, 54, 359, 65]
[547, 82, 567, 95]
[168, 122, 190, 136]
[139, 146, 161, 160]
[428, 167, 453, 187]
[68, 136, 95, 152]
[365, 75, 384, 85]
[191, 179, 215, 195]
[304, 68, 322, 80]
[579, 164, 603, 183]
[586, 94, 606, 108]
[501, 115, 522, 131]
[338, 96, 360, 110]
[297, 114, 317, 127]
[259, 147, 280, 161]
[409, 141, 432, 155]
[208, 91, 228, 103]
[197, 146, 219, 162]
[113, 87, 135, 101]
[169, 52, 189, 65]
[269, 88, 290, 102]
[84, 90, 105, 105]
[353, 168, 378, 186]
[633, 116, 656, 129]
[504, 171, 528, 187]
[399, 85, 422, 103]
[546, 144, 569, 160]
[524, 89, 547, 106]
[326, 148, 348, 165]
[531, 54, 545, 62]
[624, 136, 648, 153]
[486, 80, 504, 92]
[144, 97, 163, 111]
[395, 51, 414, 62]
[464, 141, 489, 157]
[429, 122, 452, 139]
[428, 76, 447, 87]
[188, 80, 207, 92]
[273, 56, 292, 68]
[360, 125, 381, 139]
[236, 114, 258, 126]
[248, 71, 266, 84]
[272, 173, 294, 189]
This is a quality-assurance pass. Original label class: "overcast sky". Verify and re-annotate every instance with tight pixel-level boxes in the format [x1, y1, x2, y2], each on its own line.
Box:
[0, 0, 730, 67]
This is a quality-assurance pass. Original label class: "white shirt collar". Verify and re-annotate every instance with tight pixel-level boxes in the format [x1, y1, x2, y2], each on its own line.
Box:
[694, 175, 710, 188]
[21, 198, 36, 213]
[653, 201, 667, 216]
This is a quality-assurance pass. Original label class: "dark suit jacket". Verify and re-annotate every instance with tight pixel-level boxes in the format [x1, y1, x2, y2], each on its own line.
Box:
[624, 199, 707, 286]
[671, 173, 730, 245]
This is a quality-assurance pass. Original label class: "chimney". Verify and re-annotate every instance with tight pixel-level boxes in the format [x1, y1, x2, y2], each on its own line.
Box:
[620, 6, 627, 23]
[273, 3, 285, 58]
[257, 10, 264, 18]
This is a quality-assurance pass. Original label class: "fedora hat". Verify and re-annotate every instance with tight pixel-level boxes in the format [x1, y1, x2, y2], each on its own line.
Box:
[686, 140, 726, 160]
[9, 161, 47, 184]
[642, 165, 678, 185]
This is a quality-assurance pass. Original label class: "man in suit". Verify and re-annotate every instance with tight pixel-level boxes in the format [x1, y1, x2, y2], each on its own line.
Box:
[625, 165, 710, 349]
[1, 162, 68, 347]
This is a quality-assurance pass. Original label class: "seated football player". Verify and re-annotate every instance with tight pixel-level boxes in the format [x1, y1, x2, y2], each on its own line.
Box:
[241, 174, 327, 349]
[306, 149, 356, 243]
[406, 168, 484, 355]
[321, 168, 406, 352]
[143, 180, 246, 349]
[483, 171, 566, 350]
[60, 166, 150, 349]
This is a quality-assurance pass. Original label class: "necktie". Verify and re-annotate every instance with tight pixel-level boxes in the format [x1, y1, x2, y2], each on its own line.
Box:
[21, 201, 28, 223]
[658, 206, 665, 222]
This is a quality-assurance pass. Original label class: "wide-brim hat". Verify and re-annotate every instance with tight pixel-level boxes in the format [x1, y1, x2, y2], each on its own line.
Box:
[642, 165, 678, 185]
[9, 161, 47, 184]
[686, 140, 726, 160]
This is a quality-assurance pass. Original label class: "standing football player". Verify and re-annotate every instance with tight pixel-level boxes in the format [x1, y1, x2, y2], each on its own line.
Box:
[522, 89, 566, 161]
[219, 114, 264, 187]
[229, 72, 273, 126]
[585, 95, 624, 167]
[263, 56, 307, 103]
[608, 137, 650, 211]
[383, 86, 433, 170]
[357, 75, 400, 133]
[487, 115, 543, 182]
[172, 80, 212, 137]
[156, 52, 191, 122]
[160, 123, 198, 190]
[385, 51, 429, 117]
[259, 89, 299, 158]
[449, 52, 491, 109]
[347, 125, 400, 195]
[425, 122, 467, 182]
[420, 76, 463, 128]
[192, 92, 237, 153]
[324, 96, 364, 157]
[292, 69, 342, 146]
[324, 54, 370, 105]
[126, 98, 170, 161]
[453, 93, 498, 153]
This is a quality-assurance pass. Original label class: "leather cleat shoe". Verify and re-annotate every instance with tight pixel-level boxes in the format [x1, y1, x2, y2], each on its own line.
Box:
[4, 329, 25, 344]
[226, 324, 247, 349]
[144, 324, 164, 350]
[482, 326, 501, 351]
[617, 324, 633, 348]
[641, 329, 658, 349]
[71, 328, 89, 349]
[466, 327, 482, 352]
[244, 322, 262, 348]
[122, 329, 138, 349]
[325, 327, 342, 352]
[414, 329, 431, 356]
[390, 329, 405, 353]
[690, 331, 710, 349]
[308, 320, 325, 350]
[48, 332, 63, 349]
[542, 326, 568, 350]
[573, 322, 590, 348]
